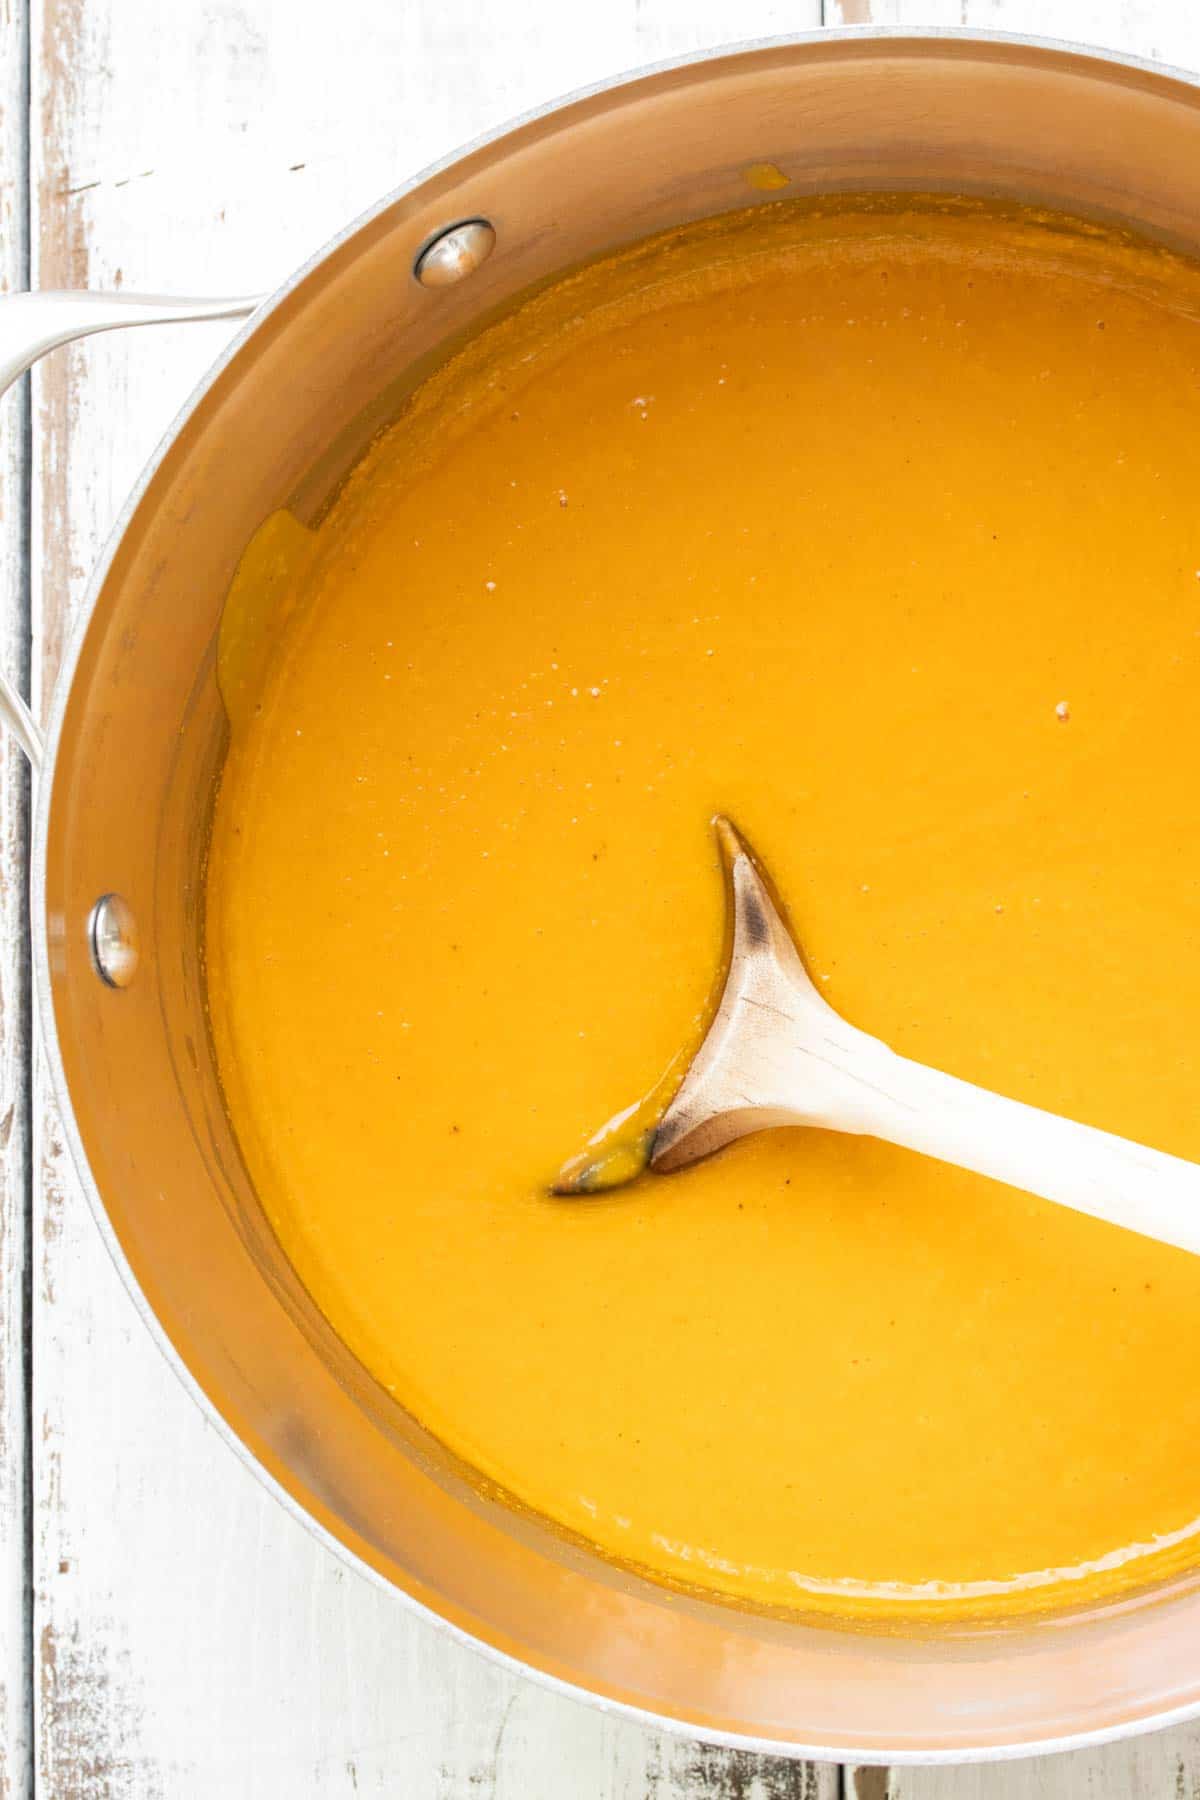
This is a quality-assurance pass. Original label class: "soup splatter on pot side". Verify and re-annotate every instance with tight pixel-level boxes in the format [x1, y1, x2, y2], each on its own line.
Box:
[206, 198, 1200, 1621]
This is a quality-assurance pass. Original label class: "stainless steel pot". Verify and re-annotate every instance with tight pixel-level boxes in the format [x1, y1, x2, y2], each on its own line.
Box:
[5, 28, 1200, 1766]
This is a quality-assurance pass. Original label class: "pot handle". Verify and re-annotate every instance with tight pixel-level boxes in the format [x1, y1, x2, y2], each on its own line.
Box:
[0, 289, 262, 772]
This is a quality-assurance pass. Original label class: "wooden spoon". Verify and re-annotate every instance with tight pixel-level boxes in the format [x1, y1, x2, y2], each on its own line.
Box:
[556, 817, 1200, 1257]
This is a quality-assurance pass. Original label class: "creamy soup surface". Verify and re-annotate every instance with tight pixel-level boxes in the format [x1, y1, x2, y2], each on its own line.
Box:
[206, 198, 1200, 1620]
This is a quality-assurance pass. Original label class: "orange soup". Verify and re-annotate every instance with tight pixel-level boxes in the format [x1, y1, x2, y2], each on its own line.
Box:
[206, 199, 1200, 1620]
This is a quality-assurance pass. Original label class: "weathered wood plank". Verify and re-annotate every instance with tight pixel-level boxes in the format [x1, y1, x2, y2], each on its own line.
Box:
[0, 0, 32, 1793]
[860, 1731, 1200, 1800]
[0, 0, 31, 1794]
[27, 1, 836, 1794]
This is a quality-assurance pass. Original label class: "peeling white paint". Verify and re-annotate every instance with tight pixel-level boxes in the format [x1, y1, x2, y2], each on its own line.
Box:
[0, 0, 32, 1790]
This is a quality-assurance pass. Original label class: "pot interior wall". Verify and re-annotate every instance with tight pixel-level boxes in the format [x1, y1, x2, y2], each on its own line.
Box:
[37, 35, 1200, 1758]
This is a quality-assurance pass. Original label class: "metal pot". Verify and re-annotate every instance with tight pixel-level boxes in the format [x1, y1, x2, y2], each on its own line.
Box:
[5, 28, 1200, 1766]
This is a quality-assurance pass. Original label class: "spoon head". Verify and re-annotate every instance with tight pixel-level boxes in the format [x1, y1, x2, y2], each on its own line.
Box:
[650, 820, 821, 1174]
[550, 1124, 657, 1196]
[550, 815, 808, 1195]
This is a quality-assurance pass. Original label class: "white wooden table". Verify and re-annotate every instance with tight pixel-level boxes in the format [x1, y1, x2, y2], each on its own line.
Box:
[4, 1, 1200, 1793]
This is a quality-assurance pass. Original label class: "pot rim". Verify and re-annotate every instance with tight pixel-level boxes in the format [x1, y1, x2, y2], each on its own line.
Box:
[28, 26, 1200, 1766]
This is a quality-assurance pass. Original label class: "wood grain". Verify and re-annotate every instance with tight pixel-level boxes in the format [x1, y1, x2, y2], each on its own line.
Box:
[0, 0, 31, 1793]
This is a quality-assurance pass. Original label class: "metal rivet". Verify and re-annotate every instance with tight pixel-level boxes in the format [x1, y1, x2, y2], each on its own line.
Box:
[89, 894, 139, 989]
[414, 219, 497, 289]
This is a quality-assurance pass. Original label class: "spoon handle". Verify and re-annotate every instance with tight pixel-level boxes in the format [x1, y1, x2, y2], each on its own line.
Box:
[843, 1039, 1200, 1256]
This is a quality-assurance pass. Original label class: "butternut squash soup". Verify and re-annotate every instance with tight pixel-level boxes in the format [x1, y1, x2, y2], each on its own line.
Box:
[206, 198, 1200, 1622]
